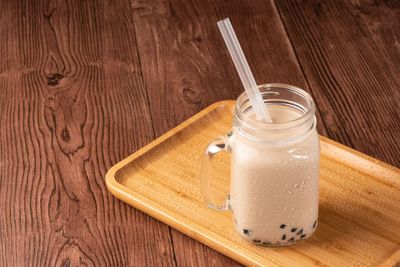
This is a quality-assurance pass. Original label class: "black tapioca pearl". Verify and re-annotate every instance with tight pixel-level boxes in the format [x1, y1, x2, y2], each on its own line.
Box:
[243, 229, 252, 236]
[291, 227, 297, 233]
[253, 239, 262, 244]
[300, 234, 306, 239]
[313, 219, 318, 229]
[280, 224, 286, 229]
[288, 237, 295, 242]
[281, 234, 286, 240]
[297, 229, 303, 235]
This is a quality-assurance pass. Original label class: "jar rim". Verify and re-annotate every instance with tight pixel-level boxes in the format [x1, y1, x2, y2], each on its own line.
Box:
[234, 83, 316, 132]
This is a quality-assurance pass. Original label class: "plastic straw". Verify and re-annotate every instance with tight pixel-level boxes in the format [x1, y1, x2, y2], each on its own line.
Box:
[217, 18, 272, 122]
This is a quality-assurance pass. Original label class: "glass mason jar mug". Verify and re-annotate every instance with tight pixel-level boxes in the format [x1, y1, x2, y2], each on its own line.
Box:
[200, 84, 320, 246]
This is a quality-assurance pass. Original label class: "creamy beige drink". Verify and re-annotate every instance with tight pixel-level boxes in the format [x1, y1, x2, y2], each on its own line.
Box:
[200, 84, 320, 246]
[229, 106, 320, 245]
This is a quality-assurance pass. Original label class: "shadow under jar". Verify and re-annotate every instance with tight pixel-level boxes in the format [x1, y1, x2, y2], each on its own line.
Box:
[200, 83, 320, 246]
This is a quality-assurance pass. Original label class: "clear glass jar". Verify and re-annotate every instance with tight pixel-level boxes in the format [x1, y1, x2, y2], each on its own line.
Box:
[200, 83, 320, 246]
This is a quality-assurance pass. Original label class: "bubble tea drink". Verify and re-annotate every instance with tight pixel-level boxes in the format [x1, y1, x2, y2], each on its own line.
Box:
[200, 84, 320, 246]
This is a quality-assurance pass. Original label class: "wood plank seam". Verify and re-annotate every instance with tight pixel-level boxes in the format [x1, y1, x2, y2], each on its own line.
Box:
[272, 0, 330, 137]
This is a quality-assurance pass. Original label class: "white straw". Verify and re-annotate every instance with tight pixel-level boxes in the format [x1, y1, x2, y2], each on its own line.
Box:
[217, 18, 272, 122]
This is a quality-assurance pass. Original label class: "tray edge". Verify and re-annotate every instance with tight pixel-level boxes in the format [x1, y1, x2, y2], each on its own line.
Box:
[105, 100, 269, 266]
[105, 100, 400, 266]
[105, 100, 235, 189]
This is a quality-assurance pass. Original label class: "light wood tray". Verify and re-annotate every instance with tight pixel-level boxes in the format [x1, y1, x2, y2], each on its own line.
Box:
[106, 101, 400, 266]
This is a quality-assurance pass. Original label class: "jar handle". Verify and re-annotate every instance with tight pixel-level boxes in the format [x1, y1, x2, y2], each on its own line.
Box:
[200, 133, 232, 211]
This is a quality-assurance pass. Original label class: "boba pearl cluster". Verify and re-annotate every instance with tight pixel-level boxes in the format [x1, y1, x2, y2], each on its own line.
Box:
[242, 219, 318, 246]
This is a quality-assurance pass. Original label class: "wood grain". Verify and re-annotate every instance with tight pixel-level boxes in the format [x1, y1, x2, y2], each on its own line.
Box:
[0, 0, 176, 266]
[131, 0, 327, 137]
[130, 0, 327, 265]
[1, 0, 399, 265]
[106, 101, 400, 266]
[275, 0, 400, 167]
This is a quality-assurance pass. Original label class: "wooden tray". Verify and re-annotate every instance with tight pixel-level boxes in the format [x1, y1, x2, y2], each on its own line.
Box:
[106, 101, 400, 266]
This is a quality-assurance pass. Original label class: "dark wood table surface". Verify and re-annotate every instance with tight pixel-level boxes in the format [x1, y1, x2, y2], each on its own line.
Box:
[1, 0, 399, 266]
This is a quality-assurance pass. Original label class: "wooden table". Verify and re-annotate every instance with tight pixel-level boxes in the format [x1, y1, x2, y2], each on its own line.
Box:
[1, 0, 399, 266]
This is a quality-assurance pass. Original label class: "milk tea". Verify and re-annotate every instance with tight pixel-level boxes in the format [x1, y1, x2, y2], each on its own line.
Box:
[229, 105, 320, 245]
